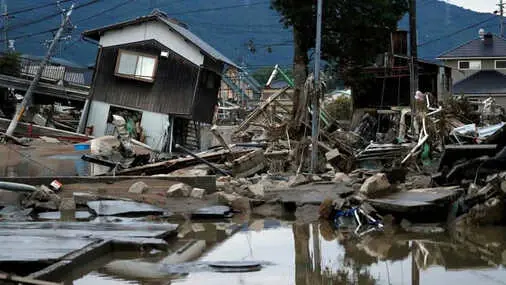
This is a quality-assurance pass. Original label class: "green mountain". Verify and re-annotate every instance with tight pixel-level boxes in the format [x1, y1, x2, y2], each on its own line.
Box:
[4, 0, 501, 70]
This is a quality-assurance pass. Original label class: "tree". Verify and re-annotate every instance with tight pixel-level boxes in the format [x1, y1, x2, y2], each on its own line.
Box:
[271, 0, 408, 123]
[0, 52, 21, 77]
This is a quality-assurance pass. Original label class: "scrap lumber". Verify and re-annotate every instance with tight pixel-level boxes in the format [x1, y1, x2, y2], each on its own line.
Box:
[115, 148, 251, 176]
[0, 117, 89, 141]
[175, 144, 231, 176]
[230, 149, 265, 178]
[0, 273, 62, 285]
[210, 125, 233, 154]
[236, 86, 290, 133]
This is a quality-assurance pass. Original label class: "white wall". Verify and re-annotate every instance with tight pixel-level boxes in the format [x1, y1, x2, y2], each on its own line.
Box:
[87, 100, 172, 151]
[86, 100, 110, 137]
[140, 111, 170, 151]
[99, 21, 204, 66]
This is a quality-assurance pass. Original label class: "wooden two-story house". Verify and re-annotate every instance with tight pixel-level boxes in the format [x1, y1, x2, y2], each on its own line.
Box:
[437, 30, 506, 107]
[81, 10, 239, 151]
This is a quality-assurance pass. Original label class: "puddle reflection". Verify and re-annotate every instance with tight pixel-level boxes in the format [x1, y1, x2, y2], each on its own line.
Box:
[74, 221, 506, 285]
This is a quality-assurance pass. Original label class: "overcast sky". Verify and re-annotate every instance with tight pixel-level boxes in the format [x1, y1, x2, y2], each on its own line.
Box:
[446, 0, 499, 13]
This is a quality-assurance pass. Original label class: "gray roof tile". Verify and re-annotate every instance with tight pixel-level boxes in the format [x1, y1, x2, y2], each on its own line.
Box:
[438, 35, 506, 59]
[453, 70, 506, 94]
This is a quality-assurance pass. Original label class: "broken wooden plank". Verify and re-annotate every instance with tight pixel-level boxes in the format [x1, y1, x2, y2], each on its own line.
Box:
[29, 240, 112, 281]
[0, 175, 217, 192]
[0, 235, 95, 262]
[0, 222, 178, 240]
[210, 125, 233, 155]
[115, 149, 250, 176]
[231, 149, 265, 178]
[0, 273, 62, 285]
[236, 86, 290, 133]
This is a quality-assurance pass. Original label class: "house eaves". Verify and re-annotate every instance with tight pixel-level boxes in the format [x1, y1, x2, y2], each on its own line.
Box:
[82, 13, 240, 69]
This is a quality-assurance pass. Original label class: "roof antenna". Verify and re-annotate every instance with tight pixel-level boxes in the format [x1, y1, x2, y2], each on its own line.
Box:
[479, 28, 485, 40]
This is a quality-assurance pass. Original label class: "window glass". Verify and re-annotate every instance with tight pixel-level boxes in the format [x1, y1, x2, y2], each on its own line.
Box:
[136, 56, 156, 78]
[458, 61, 469, 69]
[459, 60, 480, 70]
[115, 50, 157, 82]
[469, 61, 481, 69]
[496, 60, 506, 69]
[117, 52, 137, 75]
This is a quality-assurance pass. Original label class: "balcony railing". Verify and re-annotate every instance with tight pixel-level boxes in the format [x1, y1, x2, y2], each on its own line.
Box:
[0, 52, 92, 88]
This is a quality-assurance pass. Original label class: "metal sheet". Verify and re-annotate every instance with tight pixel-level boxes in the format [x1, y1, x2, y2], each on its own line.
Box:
[87, 200, 166, 216]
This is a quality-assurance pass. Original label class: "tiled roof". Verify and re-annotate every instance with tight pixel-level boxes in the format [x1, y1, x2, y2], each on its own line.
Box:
[453, 70, 506, 95]
[438, 35, 506, 59]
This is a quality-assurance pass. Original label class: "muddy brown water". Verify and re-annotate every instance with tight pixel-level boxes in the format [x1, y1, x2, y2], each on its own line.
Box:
[68, 220, 506, 285]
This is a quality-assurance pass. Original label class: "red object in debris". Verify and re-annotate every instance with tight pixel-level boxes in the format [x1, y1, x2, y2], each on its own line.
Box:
[28, 124, 33, 138]
[49, 180, 63, 192]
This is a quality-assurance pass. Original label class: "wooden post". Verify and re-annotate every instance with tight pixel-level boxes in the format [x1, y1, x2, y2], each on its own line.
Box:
[311, 0, 323, 173]
[5, 4, 74, 136]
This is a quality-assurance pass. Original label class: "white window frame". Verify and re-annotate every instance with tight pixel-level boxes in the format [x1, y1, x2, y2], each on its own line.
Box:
[495, 60, 506, 69]
[114, 49, 158, 83]
[458, 60, 481, 70]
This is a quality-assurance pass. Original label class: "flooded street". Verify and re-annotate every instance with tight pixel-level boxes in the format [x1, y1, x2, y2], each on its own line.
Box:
[72, 221, 506, 285]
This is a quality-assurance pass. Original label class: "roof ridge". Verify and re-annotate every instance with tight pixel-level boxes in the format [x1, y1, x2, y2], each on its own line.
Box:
[437, 37, 480, 58]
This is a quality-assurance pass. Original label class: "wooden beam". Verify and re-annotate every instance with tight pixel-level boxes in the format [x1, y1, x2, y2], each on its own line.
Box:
[0, 73, 88, 101]
[236, 86, 290, 133]
[0, 273, 62, 285]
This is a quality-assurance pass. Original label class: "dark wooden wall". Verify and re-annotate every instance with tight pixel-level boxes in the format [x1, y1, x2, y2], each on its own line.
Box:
[91, 40, 200, 116]
[191, 57, 223, 123]
[353, 62, 440, 109]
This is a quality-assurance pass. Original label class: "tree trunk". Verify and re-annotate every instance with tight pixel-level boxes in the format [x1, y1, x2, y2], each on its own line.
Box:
[292, 26, 309, 128]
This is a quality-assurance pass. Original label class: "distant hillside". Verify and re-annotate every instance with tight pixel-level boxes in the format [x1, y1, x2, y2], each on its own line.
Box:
[5, 0, 501, 70]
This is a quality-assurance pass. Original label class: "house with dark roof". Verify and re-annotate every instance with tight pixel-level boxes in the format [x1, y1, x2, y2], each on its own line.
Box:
[437, 30, 506, 106]
[80, 10, 239, 151]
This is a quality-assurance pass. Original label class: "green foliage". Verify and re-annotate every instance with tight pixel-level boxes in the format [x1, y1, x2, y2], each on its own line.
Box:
[0, 52, 21, 77]
[271, 0, 409, 82]
[324, 96, 352, 120]
[251, 66, 293, 86]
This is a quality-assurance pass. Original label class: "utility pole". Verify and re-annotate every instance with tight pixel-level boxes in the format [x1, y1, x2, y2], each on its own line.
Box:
[311, 0, 323, 173]
[409, 0, 418, 121]
[500, 0, 504, 37]
[5, 4, 74, 137]
[1, 0, 7, 51]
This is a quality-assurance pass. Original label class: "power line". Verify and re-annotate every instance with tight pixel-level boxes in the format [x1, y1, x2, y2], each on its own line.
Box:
[4, 0, 272, 43]
[8, 0, 101, 32]
[6, 0, 73, 17]
[169, 1, 270, 16]
[417, 14, 497, 47]
[74, 0, 135, 24]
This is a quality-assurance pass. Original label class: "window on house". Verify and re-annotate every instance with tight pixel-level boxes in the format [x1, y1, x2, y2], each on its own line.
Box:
[496, 60, 506, 69]
[458, 60, 481, 70]
[115, 50, 158, 82]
